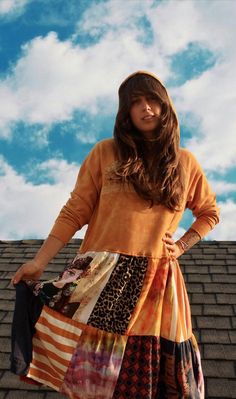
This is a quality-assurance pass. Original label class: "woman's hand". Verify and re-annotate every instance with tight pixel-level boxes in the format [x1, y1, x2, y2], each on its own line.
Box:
[11, 260, 45, 285]
[162, 231, 183, 258]
[11, 236, 65, 285]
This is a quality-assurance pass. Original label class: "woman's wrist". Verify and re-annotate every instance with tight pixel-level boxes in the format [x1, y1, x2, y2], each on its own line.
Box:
[33, 257, 47, 270]
[176, 228, 201, 253]
[176, 238, 189, 253]
[33, 236, 65, 269]
[175, 241, 185, 256]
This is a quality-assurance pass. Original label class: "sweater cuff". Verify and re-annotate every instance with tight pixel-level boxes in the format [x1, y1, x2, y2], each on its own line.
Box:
[49, 222, 77, 245]
[190, 218, 214, 239]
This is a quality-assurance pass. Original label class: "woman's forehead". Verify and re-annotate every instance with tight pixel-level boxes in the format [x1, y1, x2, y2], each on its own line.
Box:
[131, 91, 155, 97]
[129, 90, 160, 101]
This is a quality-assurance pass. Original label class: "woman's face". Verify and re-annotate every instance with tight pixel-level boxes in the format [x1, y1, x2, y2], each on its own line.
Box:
[129, 93, 161, 139]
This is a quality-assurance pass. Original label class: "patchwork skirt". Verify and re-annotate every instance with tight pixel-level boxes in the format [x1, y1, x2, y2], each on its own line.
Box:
[12, 251, 205, 398]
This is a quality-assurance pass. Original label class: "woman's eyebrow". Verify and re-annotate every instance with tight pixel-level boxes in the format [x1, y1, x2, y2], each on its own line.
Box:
[131, 93, 143, 99]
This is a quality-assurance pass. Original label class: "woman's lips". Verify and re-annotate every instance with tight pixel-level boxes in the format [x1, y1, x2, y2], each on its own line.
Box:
[142, 115, 155, 120]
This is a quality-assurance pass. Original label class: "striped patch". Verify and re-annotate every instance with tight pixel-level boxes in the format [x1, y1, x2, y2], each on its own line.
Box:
[27, 305, 82, 391]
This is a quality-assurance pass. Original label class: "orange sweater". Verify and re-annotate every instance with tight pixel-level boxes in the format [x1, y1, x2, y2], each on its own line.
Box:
[49, 139, 219, 258]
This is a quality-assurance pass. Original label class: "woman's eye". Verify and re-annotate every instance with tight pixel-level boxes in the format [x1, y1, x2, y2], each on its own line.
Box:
[148, 96, 157, 102]
[131, 98, 140, 104]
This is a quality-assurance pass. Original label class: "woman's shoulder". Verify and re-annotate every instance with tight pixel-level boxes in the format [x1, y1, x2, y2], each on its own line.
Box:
[179, 147, 200, 166]
[179, 148, 204, 178]
[91, 138, 116, 155]
[180, 147, 195, 159]
[90, 138, 117, 164]
[95, 138, 116, 150]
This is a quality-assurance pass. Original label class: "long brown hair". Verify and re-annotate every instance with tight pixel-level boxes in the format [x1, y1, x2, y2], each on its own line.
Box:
[113, 72, 185, 211]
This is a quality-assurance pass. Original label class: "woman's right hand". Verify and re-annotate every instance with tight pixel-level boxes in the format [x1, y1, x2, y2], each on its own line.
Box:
[11, 260, 45, 285]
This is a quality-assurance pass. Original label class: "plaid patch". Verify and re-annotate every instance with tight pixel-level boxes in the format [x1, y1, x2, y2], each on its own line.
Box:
[113, 336, 160, 399]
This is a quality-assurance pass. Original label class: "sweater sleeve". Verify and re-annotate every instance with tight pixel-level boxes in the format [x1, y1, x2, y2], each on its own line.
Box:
[185, 151, 220, 238]
[49, 143, 102, 244]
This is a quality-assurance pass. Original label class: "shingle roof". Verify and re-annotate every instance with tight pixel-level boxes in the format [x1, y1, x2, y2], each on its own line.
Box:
[0, 239, 235, 399]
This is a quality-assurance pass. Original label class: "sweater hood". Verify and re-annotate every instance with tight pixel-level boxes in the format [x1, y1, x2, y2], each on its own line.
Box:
[118, 70, 166, 93]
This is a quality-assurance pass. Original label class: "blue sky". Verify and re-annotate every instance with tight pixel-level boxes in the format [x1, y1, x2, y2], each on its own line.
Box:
[0, 0, 236, 240]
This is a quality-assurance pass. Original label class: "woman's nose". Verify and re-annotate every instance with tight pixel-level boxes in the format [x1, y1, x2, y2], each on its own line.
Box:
[142, 99, 151, 110]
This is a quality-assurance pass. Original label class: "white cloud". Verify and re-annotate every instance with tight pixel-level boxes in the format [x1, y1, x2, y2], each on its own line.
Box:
[172, 62, 236, 171]
[59, 119, 99, 144]
[28, 124, 50, 147]
[0, 0, 235, 175]
[0, 85, 20, 137]
[207, 199, 236, 241]
[0, 156, 87, 240]
[37, 158, 80, 185]
[75, 0, 236, 172]
[74, 0, 152, 36]
[2, 153, 232, 242]
[210, 179, 236, 196]
[148, 0, 235, 56]
[175, 198, 236, 241]
[76, 131, 98, 144]
[0, 0, 235, 235]
[174, 202, 236, 241]
[150, 0, 236, 171]
[0, 0, 29, 16]
[147, 0, 201, 55]
[77, 0, 236, 173]
[0, 7, 169, 137]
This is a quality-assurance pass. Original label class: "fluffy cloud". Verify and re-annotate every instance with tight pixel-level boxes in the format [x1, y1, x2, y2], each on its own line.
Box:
[0, 156, 87, 240]
[177, 198, 236, 241]
[77, 0, 236, 173]
[74, 0, 151, 36]
[0, 154, 233, 241]
[1, 0, 235, 242]
[0, 29, 162, 133]
[0, 0, 235, 174]
[208, 200, 236, 241]
[152, 0, 236, 171]
[0, 0, 29, 16]
[147, 0, 235, 55]
[172, 62, 236, 171]
[209, 179, 236, 196]
[0, 5, 168, 136]
[0, 33, 89, 130]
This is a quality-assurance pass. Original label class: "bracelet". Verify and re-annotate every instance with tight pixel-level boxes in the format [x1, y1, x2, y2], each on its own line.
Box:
[177, 239, 189, 252]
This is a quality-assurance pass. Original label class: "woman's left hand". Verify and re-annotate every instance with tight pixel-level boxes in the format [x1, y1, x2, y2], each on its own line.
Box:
[162, 231, 183, 258]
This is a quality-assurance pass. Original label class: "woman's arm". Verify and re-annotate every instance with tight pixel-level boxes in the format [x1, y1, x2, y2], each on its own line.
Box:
[163, 150, 220, 258]
[11, 235, 65, 284]
[163, 228, 201, 258]
[11, 143, 104, 285]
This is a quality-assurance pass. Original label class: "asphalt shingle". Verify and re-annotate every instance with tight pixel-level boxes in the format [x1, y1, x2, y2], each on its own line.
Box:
[0, 239, 235, 399]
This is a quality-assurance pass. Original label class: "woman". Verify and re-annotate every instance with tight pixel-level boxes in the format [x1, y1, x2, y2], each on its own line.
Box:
[11, 71, 219, 398]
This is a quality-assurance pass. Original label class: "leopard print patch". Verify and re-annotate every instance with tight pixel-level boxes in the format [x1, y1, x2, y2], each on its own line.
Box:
[87, 254, 148, 334]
